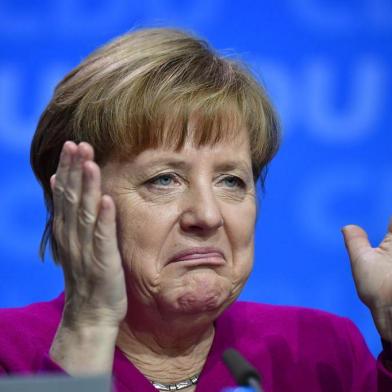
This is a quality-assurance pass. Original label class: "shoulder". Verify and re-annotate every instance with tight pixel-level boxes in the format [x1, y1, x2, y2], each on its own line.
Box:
[0, 294, 64, 373]
[216, 301, 368, 360]
[213, 302, 377, 390]
[219, 300, 352, 330]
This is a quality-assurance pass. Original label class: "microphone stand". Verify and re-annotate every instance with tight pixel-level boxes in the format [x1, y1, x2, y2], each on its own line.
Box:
[222, 348, 264, 392]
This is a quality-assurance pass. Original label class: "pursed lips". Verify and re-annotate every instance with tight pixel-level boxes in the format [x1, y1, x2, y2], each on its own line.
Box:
[168, 247, 226, 266]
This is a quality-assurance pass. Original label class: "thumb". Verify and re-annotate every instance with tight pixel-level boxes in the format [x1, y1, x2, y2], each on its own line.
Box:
[341, 224, 371, 264]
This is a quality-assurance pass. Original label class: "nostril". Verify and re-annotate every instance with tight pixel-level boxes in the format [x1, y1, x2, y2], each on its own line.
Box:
[179, 211, 224, 234]
[179, 189, 224, 232]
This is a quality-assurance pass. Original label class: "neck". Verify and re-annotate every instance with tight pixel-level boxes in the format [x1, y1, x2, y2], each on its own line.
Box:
[116, 299, 217, 384]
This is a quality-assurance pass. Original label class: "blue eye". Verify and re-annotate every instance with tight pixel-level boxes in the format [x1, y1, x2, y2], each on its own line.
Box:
[221, 176, 244, 188]
[156, 175, 172, 186]
[149, 174, 177, 187]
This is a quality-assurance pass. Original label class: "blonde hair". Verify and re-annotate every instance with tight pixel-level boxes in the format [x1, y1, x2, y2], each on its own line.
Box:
[30, 27, 280, 260]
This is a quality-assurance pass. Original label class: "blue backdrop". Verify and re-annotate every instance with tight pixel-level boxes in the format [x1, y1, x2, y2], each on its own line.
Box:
[0, 1, 391, 356]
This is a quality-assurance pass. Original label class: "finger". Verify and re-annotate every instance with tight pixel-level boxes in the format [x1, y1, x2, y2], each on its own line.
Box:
[63, 143, 94, 234]
[378, 217, 392, 253]
[78, 160, 102, 248]
[53, 142, 77, 229]
[93, 195, 120, 262]
[342, 224, 372, 264]
[50, 174, 56, 191]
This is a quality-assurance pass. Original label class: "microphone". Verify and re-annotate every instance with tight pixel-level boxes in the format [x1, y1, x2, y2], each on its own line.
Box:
[222, 348, 263, 392]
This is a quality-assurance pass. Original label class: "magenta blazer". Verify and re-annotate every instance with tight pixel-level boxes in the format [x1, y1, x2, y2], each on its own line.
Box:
[1, 294, 391, 391]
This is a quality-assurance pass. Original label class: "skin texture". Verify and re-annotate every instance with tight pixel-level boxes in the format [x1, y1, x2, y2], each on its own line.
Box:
[101, 133, 256, 320]
[342, 222, 392, 342]
[47, 127, 392, 382]
[49, 128, 257, 382]
[49, 142, 127, 375]
[101, 131, 257, 383]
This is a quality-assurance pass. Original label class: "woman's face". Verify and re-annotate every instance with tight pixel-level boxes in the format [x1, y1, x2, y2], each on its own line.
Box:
[101, 127, 257, 317]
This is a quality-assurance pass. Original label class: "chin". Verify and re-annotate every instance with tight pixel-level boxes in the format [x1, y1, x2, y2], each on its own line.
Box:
[176, 290, 226, 314]
[160, 270, 233, 315]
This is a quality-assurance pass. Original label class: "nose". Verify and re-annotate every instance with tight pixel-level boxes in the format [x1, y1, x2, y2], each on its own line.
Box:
[179, 184, 224, 235]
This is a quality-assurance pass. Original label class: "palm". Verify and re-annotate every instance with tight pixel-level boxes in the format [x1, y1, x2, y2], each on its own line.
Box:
[343, 222, 392, 341]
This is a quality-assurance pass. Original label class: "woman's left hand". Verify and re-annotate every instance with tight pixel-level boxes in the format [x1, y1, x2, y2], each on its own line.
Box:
[343, 220, 392, 342]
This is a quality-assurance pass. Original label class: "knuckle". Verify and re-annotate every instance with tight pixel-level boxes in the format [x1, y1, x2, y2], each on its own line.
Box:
[93, 230, 108, 243]
[78, 209, 96, 226]
[53, 184, 64, 198]
[64, 189, 78, 205]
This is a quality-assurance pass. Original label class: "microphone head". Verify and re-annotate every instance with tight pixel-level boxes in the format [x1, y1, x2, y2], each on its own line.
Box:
[222, 348, 261, 386]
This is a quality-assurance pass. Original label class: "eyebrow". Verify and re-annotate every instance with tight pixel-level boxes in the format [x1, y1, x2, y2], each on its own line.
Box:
[138, 157, 252, 176]
[214, 160, 252, 173]
[138, 158, 190, 171]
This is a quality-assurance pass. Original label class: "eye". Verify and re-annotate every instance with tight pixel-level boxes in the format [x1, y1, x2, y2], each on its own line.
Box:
[147, 173, 179, 188]
[220, 176, 245, 189]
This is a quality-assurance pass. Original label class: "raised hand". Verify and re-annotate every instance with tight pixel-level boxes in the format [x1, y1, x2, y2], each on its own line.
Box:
[342, 221, 392, 342]
[49, 141, 127, 374]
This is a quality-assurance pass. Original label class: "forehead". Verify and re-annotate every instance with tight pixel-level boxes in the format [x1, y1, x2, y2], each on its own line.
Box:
[130, 126, 251, 167]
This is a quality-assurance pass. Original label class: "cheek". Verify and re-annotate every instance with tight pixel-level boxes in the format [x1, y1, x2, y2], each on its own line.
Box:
[225, 200, 256, 277]
[227, 198, 256, 247]
[114, 196, 178, 270]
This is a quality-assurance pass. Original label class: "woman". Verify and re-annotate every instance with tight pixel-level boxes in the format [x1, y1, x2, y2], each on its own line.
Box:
[0, 27, 392, 391]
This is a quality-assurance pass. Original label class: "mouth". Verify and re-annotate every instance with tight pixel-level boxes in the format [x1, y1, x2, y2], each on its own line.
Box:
[168, 247, 225, 267]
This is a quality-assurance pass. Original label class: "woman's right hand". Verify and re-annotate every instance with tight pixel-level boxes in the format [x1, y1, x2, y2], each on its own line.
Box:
[49, 141, 127, 375]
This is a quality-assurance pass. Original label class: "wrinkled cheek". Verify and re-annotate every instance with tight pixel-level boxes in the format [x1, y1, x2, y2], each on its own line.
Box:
[232, 234, 255, 287]
[232, 260, 253, 292]
[115, 219, 134, 268]
[115, 211, 162, 294]
[114, 202, 147, 258]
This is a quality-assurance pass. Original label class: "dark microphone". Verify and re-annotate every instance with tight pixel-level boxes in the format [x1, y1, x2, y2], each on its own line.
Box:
[222, 348, 263, 392]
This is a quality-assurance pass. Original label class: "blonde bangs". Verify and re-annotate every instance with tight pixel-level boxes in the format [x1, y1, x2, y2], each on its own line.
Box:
[64, 51, 271, 175]
[110, 94, 247, 159]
